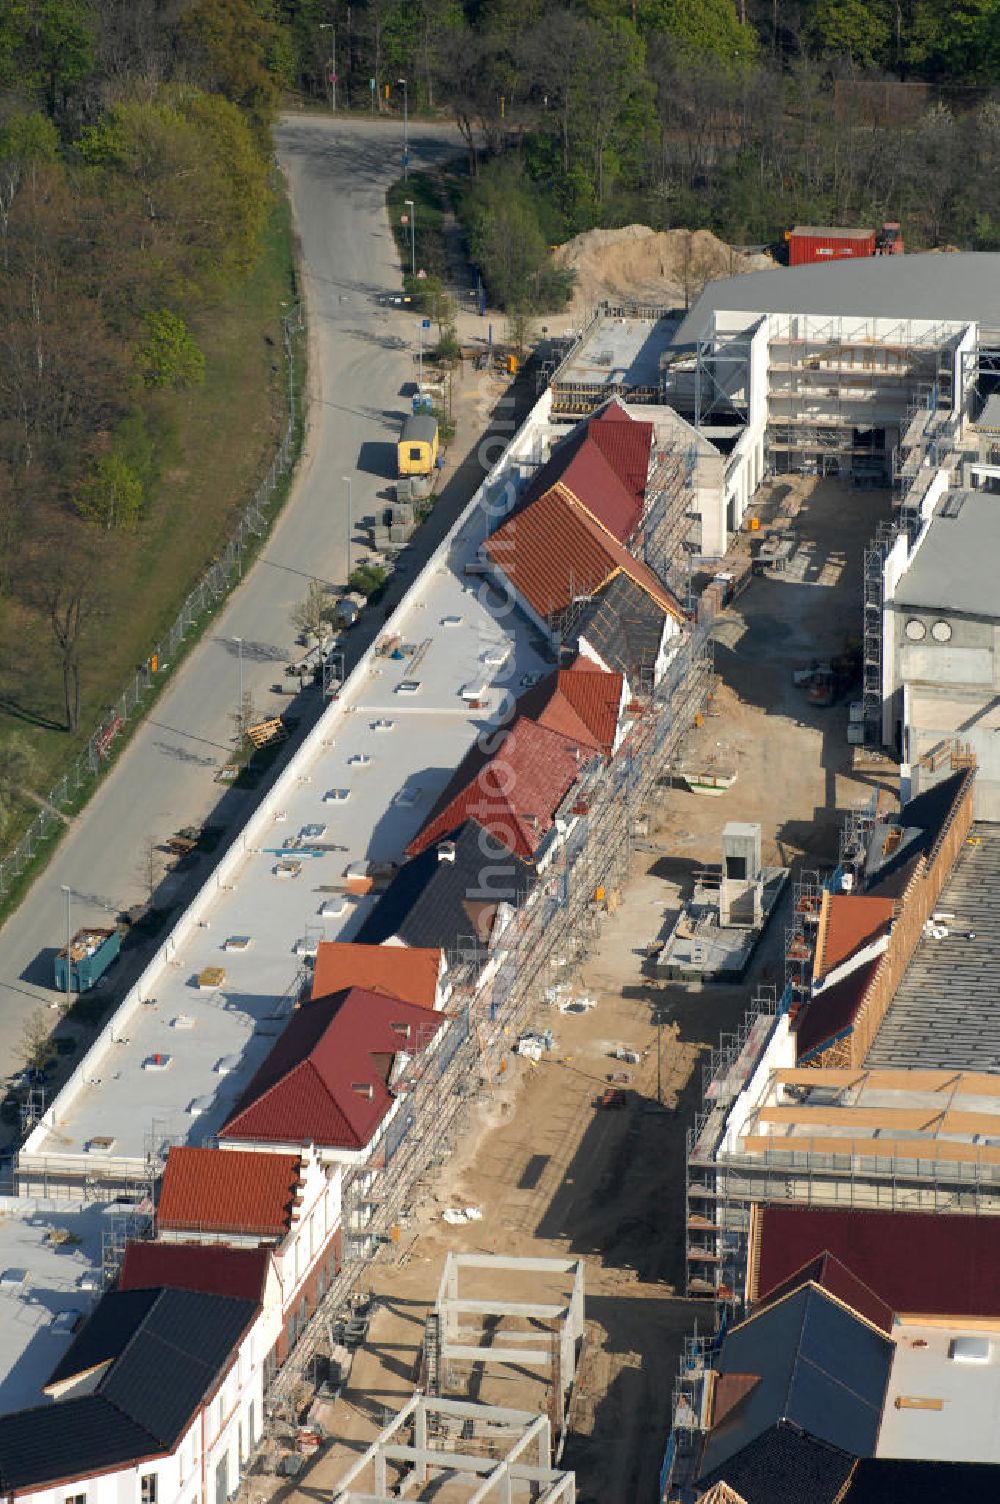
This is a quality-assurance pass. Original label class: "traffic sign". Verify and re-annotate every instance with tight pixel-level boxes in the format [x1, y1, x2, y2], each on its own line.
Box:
[421, 319, 431, 329]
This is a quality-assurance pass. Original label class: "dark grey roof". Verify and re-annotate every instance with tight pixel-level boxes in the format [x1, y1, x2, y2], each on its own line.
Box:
[576, 572, 664, 687]
[47, 1287, 158, 1386]
[355, 818, 535, 953]
[0, 1396, 162, 1491]
[893, 490, 1000, 618]
[866, 819, 1000, 1071]
[0, 1288, 257, 1490]
[676, 251, 1000, 343]
[845, 1458, 1000, 1503]
[697, 1285, 893, 1488]
[863, 768, 971, 890]
[100, 1288, 255, 1444]
[701, 1425, 857, 1504]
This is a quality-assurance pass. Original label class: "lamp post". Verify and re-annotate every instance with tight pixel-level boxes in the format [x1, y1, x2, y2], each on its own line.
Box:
[397, 77, 408, 180]
[234, 636, 244, 740]
[319, 22, 336, 112]
[342, 475, 353, 578]
[404, 197, 415, 278]
[60, 885, 72, 1002]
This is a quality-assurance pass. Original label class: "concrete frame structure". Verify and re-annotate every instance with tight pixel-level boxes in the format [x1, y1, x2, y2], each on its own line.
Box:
[330, 1394, 575, 1503]
[434, 1253, 585, 1422]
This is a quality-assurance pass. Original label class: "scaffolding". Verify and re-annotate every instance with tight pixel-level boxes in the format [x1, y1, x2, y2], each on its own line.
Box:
[862, 517, 900, 744]
[640, 441, 699, 598]
[766, 317, 960, 478]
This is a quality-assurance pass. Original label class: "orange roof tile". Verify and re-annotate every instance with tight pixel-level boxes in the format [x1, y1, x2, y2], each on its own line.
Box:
[515, 664, 622, 757]
[483, 486, 682, 625]
[816, 894, 895, 978]
[311, 940, 441, 1006]
[157, 1147, 302, 1237]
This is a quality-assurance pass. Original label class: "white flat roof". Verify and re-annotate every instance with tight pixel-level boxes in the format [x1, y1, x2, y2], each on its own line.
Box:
[0, 1199, 106, 1414]
[28, 452, 548, 1166]
[878, 1319, 1000, 1464]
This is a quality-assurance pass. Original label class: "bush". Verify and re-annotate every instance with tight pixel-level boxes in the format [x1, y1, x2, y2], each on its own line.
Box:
[74, 452, 144, 530]
[137, 310, 206, 389]
[348, 563, 387, 598]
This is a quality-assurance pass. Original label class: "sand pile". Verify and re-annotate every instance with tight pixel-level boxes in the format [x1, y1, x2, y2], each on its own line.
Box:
[553, 224, 775, 315]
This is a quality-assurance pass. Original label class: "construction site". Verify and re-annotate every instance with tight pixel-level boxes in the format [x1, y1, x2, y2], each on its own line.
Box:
[243, 466, 888, 1504]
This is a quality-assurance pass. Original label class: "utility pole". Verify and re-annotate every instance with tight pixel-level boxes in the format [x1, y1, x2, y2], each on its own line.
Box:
[397, 78, 408, 180]
[319, 21, 336, 112]
[342, 475, 353, 578]
[404, 197, 416, 278]
[60, 885, 72, 1003]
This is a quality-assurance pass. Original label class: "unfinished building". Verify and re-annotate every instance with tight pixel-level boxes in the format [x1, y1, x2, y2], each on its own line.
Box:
[330, 1395, 575, 1504]
[682, 766, 990, 1305]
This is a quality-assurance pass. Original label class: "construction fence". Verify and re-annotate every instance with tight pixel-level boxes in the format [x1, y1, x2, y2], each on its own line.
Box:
[0, 304, 304, 902]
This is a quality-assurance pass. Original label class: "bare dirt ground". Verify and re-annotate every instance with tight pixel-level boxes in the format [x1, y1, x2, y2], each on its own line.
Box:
[264, 476, 894, 1504]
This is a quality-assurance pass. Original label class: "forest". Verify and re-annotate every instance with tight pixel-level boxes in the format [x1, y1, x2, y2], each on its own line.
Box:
[2, 0, 1000, 850]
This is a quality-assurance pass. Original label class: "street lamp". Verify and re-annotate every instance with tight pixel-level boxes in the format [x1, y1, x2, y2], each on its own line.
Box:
[234, 637, 244, 739]
[319, 22, 336, 112]
[404, 198, 415, 278]
[60, 884, 72, 1002]
[342, 475, 353, 578]
[397, 78, 408, 180]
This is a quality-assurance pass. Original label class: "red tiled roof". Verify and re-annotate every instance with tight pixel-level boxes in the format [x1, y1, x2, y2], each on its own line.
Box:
[792, 958, 881, 1063]
[816, 894, 895, 978]
[119, 1240, 271, 1303]
[517, 404, 652, 543]
[157, 1147, 302, 1237]
[311, 940, 441, 1006]
[483, 485, 682, 624]
[588, 403, 654, 511]
[515, 662, 623, 755]
[559, 661, 623, 755]
[406, 715, 592, 860]
[752, 1250, 894, 1334]
[754, 1205, 1000, 1321]
[221, 988, 441, 1151]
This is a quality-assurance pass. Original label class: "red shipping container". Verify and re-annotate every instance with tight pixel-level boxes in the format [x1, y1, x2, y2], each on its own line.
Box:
[788, 226, 876, 266]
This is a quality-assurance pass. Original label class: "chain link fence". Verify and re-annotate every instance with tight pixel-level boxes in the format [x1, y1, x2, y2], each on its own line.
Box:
[0, 303, 305, 901]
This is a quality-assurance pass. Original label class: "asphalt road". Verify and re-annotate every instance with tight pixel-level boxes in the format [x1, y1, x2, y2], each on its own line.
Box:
[0, 115, 462, 1077]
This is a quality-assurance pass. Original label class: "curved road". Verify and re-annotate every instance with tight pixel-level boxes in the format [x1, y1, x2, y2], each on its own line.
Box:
[0, 116, 461, 1076]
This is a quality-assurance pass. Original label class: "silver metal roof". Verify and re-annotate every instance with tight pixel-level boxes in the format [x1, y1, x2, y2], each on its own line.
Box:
[676, 252, 1000, 342]
[894, 489, 1000, 618]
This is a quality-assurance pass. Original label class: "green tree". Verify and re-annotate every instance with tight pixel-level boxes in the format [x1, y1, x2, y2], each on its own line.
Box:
[0, 111, 59, 271]
[804, 0, 892, 69]
[649, 0, 758, 68]
[907, 0, 1000, 80]
[137, 310, 205, 388]
[74, 451, 143, 529]
[0, 0, 96, 115]
[178, 0, 291, 129]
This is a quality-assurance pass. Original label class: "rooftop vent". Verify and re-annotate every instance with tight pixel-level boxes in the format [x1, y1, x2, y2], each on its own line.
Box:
[142, 1053, 173, 1072]
[950, 1336, 991, 1364]
[437, 841, 456, 864]
[351, 1081, 374, 1099]
[390, 1023, 412, 1040]
[940, 493, 966, 519]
